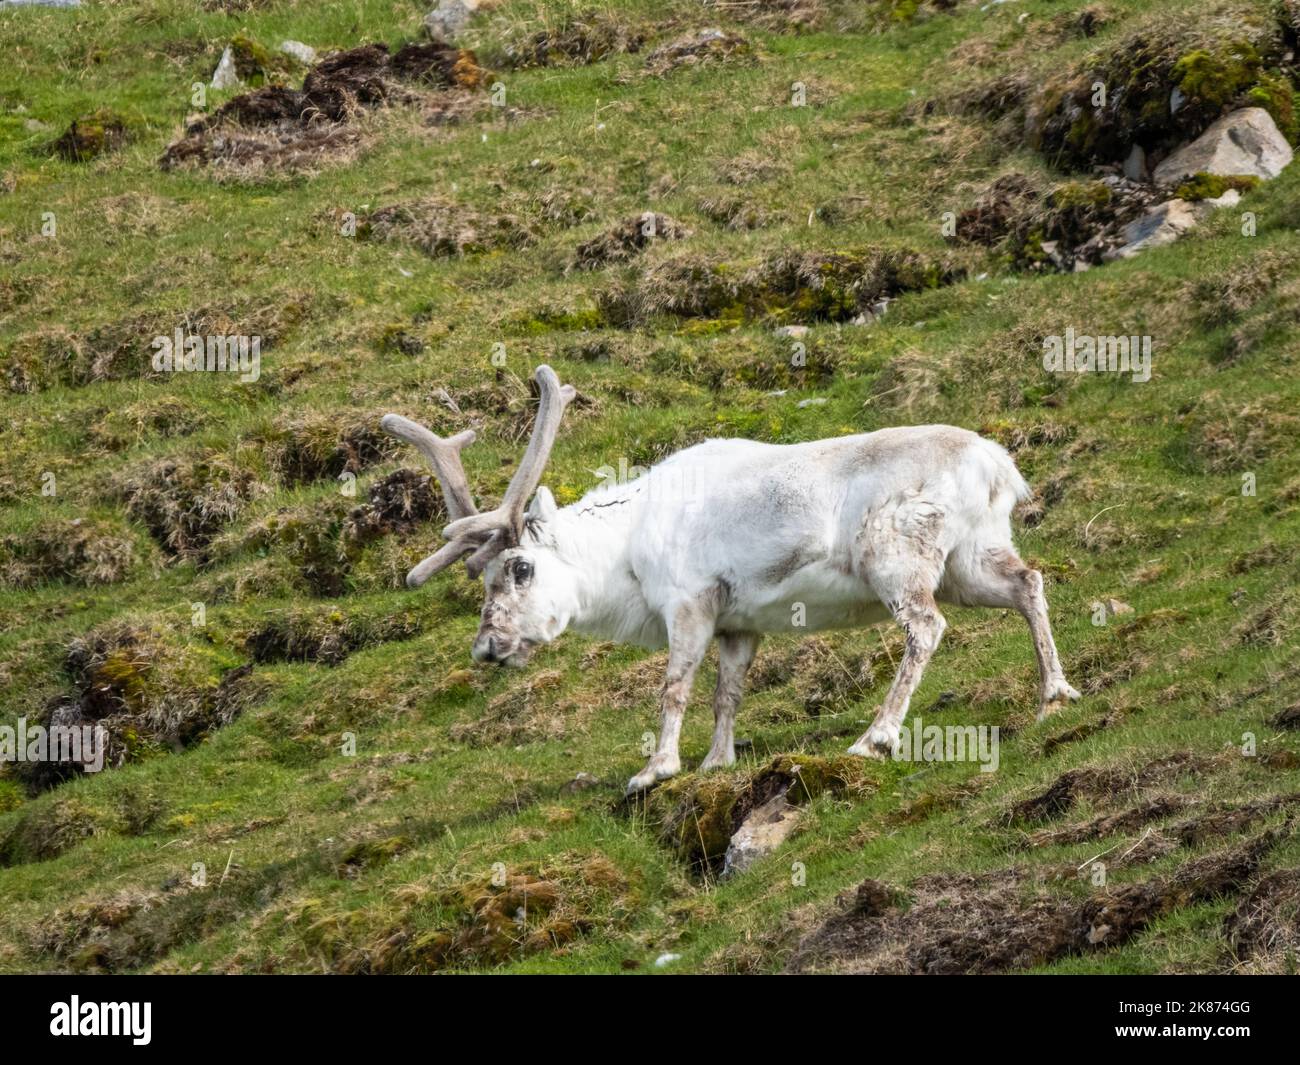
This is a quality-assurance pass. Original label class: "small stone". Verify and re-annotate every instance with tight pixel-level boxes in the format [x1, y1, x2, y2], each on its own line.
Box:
[775, 325, 809, 339]
[562, 772, 600, 793]
[1123, 144, 1147, 182]
[653, 952, 681, 967]
[1105, 598, 1134, 617]
[278, 40, 317, 65]
[795, 397, 828, 409]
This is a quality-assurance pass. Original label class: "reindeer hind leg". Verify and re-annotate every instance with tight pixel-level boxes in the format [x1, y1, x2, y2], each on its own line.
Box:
[700, 632, 759, 771]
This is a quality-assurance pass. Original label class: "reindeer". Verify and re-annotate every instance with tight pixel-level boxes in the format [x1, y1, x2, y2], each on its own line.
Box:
[381, 365, 1080, 794]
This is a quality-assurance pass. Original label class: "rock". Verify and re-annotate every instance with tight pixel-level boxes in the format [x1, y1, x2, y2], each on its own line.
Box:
[1153, 108, 1293, 185]
[653, 952, 681, 967]
[210, 45, 242, 90]
[424, 0, 481, 41]
[775, 325, 809, 339]
[278, 40, 317, 65]
[1123, 144, 1147, 182]
[1105, 598, 1134, 618]
[562, 772, 600, 793]
[1105, 199, 1199, 261]
[723, 793, 800, 877]
[796, 397, 828, 409]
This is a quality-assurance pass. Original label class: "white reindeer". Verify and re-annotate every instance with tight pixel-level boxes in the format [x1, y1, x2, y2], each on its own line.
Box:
[382, 365, 1080, 794]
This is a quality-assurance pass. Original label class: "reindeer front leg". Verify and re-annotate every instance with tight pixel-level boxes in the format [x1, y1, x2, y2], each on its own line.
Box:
[626, 601, 715, 795]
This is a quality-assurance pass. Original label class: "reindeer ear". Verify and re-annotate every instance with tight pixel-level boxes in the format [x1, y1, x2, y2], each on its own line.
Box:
[527, 486, 558, 522]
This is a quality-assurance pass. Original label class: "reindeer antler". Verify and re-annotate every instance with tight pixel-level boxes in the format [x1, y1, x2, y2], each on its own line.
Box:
[379, 365, 574, 587]
[444, 366, 576, 548]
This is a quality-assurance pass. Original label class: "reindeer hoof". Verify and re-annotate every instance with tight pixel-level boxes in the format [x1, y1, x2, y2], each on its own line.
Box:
[848, 726, 898, 761]
[698, 749, 735, 772]
[1036, 679, 1082, 721]
[625, 757, 680, 795]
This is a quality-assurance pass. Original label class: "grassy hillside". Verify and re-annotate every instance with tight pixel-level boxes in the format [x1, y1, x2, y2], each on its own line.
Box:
[1, 0, 1297, 974]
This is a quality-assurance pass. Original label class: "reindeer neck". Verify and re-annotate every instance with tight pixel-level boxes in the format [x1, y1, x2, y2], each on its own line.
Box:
[551, 484, 641, 632]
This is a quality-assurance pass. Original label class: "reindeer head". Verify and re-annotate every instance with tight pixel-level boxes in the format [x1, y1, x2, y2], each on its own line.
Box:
[380, 365, 577, 667]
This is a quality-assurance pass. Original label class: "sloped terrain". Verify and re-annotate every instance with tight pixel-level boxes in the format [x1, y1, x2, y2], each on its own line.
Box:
[0, 0, 1298, 974]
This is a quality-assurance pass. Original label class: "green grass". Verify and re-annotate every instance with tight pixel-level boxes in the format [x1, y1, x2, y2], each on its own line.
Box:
[1, 0, 1298, 974]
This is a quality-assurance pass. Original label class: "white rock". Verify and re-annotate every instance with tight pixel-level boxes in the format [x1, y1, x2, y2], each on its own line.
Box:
[775, 325, 809, 338]
[653, 953, 681, 968]
[210, 45, 242, 90]
[795, 397, 828, 409]
[723, 793, 800, 876]
[1106, 199, 1200, 260]
[278, 40, 317, 65]
[425, 0, 481, 41]
[1154, 107, 1293, 185]
[1169, 86, 1186, 115]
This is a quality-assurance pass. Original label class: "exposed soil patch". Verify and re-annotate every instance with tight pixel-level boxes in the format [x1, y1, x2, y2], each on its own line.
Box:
[160, 43, 486, 180]
[1223, 866, 1300, 973]
[1006, 751, 1214, 824]
[1025, 794, 1192, 848]
[1167, 795, 1300, 848]
[786, 825, 1290, 973]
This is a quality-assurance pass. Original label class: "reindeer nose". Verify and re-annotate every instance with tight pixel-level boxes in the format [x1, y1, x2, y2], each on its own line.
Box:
[473, 635, 503, 664]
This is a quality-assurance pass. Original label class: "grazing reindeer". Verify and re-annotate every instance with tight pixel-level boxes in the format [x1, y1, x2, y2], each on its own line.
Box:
[382, 365, 1079, 794]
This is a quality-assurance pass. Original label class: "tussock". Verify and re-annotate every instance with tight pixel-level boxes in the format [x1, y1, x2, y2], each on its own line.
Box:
[304, 852, 635, 973]
[111, 451, 269, 560]
[245, 606, 427, 666]
[570, 212, 690, 270]
[364, 195, 534, 258]
[643, 29, 752, 76]
[0, 517, 138, 589]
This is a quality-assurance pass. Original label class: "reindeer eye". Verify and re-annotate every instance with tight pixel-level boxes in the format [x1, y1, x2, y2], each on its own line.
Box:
[512, 560, 533, 582]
